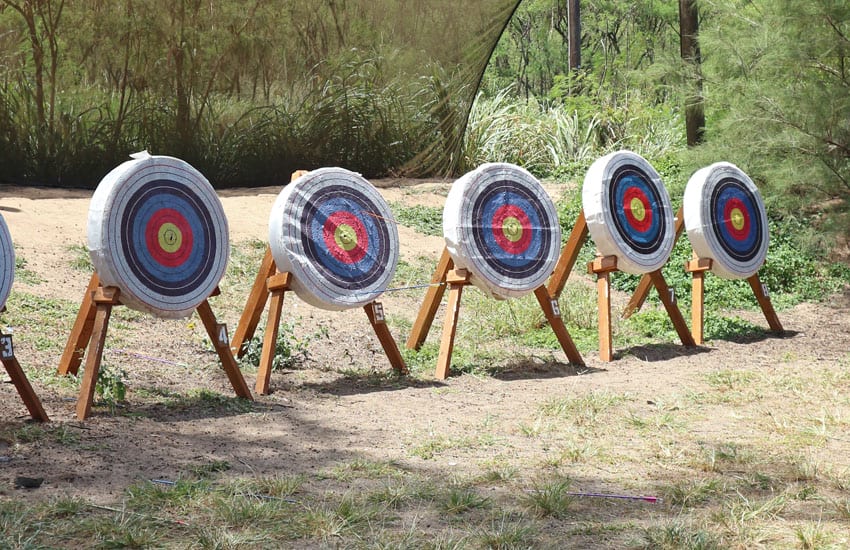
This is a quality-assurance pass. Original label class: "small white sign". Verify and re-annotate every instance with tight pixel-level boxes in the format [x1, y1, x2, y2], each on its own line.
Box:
[550, 299, 561, 317]
[217, 324, 229, 346]
[372, 302, 385, 323]
[0, 333, 14, 359]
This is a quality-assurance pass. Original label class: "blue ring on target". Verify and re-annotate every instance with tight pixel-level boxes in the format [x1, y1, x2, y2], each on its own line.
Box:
[608, 167, 667, 255]
[477, 191, 543, 269]
[301, 185, 391, 288]
[121, 182, 217, 296]
[711, 179, 762, 263]
[470, 182, 552, 279]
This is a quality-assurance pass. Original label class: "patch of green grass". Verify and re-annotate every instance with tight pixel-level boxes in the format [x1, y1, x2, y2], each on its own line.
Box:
[521, 476, 574, 519]
[475, 512, 538, 549]
[319, 458, 405, 481]
[237, 320, 320, 372]
[439, 487, 491, 515]
[13, 250, 43, 284]
[663, 478, 724, 508]
[66, 243, 93, 272]
[705, 369, 755, 390]
[165, 389, 254, 414]
[188, 460, 232, 479]
[390, 202, 443, 236]
[539, 390, 627, 426]
[638, 521, 721, 550]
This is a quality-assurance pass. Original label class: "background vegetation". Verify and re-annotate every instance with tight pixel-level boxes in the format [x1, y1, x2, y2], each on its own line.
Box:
[1, 0, 848, 244]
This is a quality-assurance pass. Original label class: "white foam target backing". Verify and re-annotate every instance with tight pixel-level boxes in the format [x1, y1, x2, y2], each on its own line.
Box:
[684, 162, 769, 279]
[583, 150, 675, 274]
[88, 152, 230, 319]
[0, 213, 14, 311]
[268, 167, 399, 311]
[443, 162, 561, 299]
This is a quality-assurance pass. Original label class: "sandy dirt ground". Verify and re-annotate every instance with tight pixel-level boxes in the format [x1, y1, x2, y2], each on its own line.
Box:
[1, 180, 848, 514]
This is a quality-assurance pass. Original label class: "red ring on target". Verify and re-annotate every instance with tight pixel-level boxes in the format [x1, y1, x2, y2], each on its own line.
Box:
[145, 208, 193, 268]
[322, 211, 368, 264]
[622, 187, 653, 233]
[491, 204, 532, 255]
[723, 198, 751, 241]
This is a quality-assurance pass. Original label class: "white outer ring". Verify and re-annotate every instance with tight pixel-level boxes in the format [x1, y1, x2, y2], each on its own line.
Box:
[684, 162, 769, 279]
[443, 162, 561, 299]
[0, 213, 14, 311]
[582, 150, 675, 274]
[268, 167, 399, 311]
[88, 154, 230, 319]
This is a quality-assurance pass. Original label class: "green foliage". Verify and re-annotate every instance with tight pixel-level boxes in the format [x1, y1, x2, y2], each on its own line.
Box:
[95, 364, 128, 408]
[238, 322, 316, 372]
[390, 203, 443, 237]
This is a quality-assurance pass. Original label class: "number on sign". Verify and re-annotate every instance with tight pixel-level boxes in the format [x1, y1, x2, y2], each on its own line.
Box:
[372, 302, 385, 323]
[0, 333, 14, 359]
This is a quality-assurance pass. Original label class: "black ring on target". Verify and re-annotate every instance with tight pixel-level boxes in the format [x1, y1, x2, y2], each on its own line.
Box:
[607, 165, 668, 255]
[710, 178, 763, 264]
[300, 185, 391, 290]
[470, 181, 552, 280]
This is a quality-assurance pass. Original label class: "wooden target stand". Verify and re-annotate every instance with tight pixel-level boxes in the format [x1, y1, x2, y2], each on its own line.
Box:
[621, 207, 783, 345]
[407, 248, 585, 380]
[58, 273, 253, 420]
[229, 248, 408, 394]
[547, 210, 695, 362]
[1, 307, 49, 421]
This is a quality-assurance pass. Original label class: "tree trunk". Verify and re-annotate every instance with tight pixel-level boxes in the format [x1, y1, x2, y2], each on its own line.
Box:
[679, 0, 704, 146]
[568, 0, 580, 70]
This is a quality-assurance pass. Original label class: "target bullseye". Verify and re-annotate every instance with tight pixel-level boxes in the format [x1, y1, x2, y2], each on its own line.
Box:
[583, 150, 675, 274]
[0, 213, 14, 311]
[269, 167, 399, 311]
[443, 163, 561, 299]
[88, 152, 230, 318]
[684, 162, 769, 279]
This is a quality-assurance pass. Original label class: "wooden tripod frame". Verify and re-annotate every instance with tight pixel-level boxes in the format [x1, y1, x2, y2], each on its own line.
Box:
[230, 247, 408, 395]
[546, 210, 695, 362]
[1, 307, 49, 421]
[407, 247, 585, 380]
[622, 207, 783, 345]
[58, 273, 253, 420]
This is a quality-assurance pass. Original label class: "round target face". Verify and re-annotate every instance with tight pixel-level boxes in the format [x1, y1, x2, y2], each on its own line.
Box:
[269, 167, 399, 311]
[582, 150, 675, 274]
[0, 213, 14, 311]
[444, 163, 561, 299]
[684, 162, 769, 279]
[88, 153, 229, 319]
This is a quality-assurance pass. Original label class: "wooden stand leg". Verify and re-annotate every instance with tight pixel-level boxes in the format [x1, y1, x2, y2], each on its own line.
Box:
[407, 247, 453, 350]
[364, 302, 408, 374]
[2, 355, 49, 422]
[648, 270, 696, 347]
[686, 257, 712, 345]
[231, 247, 277, 358]
[532, 286, 584, 366]
[547, 211, 589, 298]
[623, 207, 685, 318]
[435, 269, 469, 380]
[589, 256, 617, 362]
[255, 272, 290, 395]
[196, 299, 253, 400]
[76, 287, 119, 420]
[58, 273, 100, 375]
[747, 273, 784, 332]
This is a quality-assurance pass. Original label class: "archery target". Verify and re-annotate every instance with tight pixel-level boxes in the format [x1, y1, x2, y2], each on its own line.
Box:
[443, 163, 561, 299]
[684, 162, 769, 279]
[88, 153, 229, 319]
[583, 150, 675, 274]
[268, 167, 399, 311]
[0, 213, 13, 311]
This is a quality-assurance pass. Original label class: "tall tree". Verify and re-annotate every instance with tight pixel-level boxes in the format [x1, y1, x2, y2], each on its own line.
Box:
[679, 0, 704, 146]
